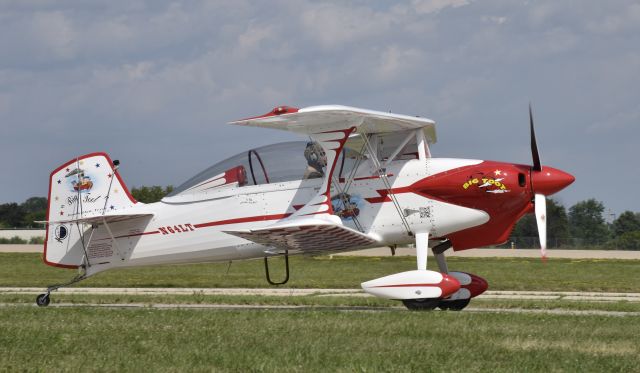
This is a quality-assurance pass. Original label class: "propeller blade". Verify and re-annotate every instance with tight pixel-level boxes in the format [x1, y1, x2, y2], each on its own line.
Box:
[534, 193, 547, 258]
[530, 104, 542, 172]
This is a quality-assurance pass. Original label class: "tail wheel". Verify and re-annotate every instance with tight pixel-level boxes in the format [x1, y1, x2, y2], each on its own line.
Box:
[36, 293, 50, 307]
[438, 298, 470, 311]
[402, 298, 440, 311]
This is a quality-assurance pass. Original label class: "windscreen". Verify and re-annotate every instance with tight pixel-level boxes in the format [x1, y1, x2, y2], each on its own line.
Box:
[168, 141, 314, 196]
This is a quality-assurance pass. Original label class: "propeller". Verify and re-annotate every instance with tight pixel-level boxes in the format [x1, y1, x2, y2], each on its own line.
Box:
[529, 104, 541, 172]
[534, 193, 547, 259]
[528, 104, 575, 259]
[529, 105, 546, 259]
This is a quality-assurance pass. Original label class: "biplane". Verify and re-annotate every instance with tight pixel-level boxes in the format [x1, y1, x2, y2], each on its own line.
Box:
[38, 105, 574, 310]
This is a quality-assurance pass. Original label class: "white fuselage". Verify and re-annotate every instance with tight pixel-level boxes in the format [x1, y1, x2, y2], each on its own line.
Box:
[83, 158, 489, 276]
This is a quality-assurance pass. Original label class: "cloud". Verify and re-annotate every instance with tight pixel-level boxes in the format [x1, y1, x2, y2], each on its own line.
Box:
[0, 0, 639, 216]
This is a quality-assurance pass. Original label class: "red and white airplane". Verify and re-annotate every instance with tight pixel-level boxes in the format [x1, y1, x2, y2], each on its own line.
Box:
[38, 105, 574, 310]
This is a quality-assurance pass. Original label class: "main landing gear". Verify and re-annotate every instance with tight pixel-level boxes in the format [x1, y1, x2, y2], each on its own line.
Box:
[360, 234, 489, 311]
[402, 237, 475, 311]
[35, 273, 87, 307]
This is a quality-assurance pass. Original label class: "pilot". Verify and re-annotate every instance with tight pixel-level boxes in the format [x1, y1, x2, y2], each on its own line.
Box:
[303, 142, 327, 179]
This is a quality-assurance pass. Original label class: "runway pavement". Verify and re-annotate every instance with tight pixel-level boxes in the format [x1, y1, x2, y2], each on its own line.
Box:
[3, 287, 640, 302]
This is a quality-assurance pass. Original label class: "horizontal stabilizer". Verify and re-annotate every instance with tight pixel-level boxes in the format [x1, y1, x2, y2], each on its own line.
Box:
[38, 213, 153, 226]
[224, 217, 378, 254]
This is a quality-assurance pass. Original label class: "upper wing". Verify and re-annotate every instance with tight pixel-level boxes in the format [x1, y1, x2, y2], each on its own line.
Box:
[223, 217, 379, 255]
[230, 105, 436, 143]
[231, 105, 436, 219]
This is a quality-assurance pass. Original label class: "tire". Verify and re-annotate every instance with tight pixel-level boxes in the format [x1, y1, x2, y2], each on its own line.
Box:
[402, 298, 440, 311]
[36, 293, 50, 307]
[438, 298, 470, 311]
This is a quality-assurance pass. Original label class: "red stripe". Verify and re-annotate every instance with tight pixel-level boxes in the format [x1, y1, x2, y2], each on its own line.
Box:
[193, 213, 290, 229]
[373, 283, 441, 288]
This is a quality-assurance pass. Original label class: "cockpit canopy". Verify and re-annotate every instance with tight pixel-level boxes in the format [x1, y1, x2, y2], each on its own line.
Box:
[168, 141, 321, 197]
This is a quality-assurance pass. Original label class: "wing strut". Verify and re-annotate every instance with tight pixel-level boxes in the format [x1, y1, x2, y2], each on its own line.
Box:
[361, 132, 413, 236]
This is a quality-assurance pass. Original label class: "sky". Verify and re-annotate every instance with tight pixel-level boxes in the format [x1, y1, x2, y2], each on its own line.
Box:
[0, 0, 638, 218]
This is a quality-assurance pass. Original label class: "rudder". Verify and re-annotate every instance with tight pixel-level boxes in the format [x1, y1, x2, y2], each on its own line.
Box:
[44, 152, 137, 268]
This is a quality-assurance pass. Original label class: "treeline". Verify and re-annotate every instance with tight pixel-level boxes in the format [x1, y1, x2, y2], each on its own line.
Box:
[1, 189, 639, 250]
[510, 198, 640, 250]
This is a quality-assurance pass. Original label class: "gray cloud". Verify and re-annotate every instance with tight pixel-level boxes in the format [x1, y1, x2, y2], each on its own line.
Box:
[0, 0, 638, 216]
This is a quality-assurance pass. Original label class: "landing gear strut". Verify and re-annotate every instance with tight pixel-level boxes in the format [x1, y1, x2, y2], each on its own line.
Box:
[264, 250, 289, 285]
[35, 273, 87, 307]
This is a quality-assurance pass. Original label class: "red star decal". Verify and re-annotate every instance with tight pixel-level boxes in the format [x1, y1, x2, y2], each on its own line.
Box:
[60, 211, 64, 216]
[107, 173, 112, 178]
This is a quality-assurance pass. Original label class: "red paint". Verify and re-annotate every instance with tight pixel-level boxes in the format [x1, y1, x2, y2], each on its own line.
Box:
[374, 273, 460, 298]
[314, 127, 355, 215]
[193, 213, 291, 229]
[236, 106, 299, 121]
[362, 160, 571, 250]
[531, 166, 575, 196]
[459, 272, 489, 298]
[43, 152, 137, 269]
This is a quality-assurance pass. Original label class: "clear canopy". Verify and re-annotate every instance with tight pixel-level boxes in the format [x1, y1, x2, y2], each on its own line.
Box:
[169, 141, 323, 196]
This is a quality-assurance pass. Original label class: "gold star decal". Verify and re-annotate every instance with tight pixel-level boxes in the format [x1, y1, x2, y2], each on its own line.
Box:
[494, 170, 502, 176]
[114, 188, 119, 193]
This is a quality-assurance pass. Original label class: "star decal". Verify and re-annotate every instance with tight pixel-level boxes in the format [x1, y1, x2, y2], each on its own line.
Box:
[59, 211, 64, 216]
[57, 179, 61, 184]
[110, 205, 115, 210]
[66, 168, 70, 172]
[494, 170, 502, 176]
[107, 173, 112, 178]
[114, 188, 119, 193]
[95, 163, 100, 168]
[54, 196, 59, 201]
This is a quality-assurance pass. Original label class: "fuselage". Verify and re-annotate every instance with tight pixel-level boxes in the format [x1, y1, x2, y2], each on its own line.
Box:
[78, 156, 568, 276]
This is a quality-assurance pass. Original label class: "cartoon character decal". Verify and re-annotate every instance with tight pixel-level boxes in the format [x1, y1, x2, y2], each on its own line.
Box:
[332, 193, 364, 220]
[462, 170, 510, 194]
[65, 168, 94, 193]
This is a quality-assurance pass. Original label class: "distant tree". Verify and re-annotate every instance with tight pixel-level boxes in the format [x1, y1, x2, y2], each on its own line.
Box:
[131, 186, 174, 203]
[611, 231, 640, 250]
[510, 198, 570, 247]
[21, 197, 47, 213]
[568, 199, 610, 244]
[0, 203, 24, 228]
[20, 197, 48, 227]
[611, 211, 640, 237]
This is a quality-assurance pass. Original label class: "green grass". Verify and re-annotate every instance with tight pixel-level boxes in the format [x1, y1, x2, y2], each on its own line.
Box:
[2, 253, 640, 292]
[2, 253, 640, 371]
[3, 293, 640, 313]
[1, 306, 639, 372]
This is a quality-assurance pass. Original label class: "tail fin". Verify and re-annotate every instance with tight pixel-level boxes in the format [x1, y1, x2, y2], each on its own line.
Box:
[44, 152, 137, 268]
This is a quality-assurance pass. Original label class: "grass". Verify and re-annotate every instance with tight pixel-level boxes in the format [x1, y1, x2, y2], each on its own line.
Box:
[1, 306, 639, 372]
[2, 253, 640, 371]
[2, 253, 640, 292]
[3, 293, 640, 313]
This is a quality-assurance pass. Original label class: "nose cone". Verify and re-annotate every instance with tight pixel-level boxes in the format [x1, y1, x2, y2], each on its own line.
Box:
[531, 166, 575, 196]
